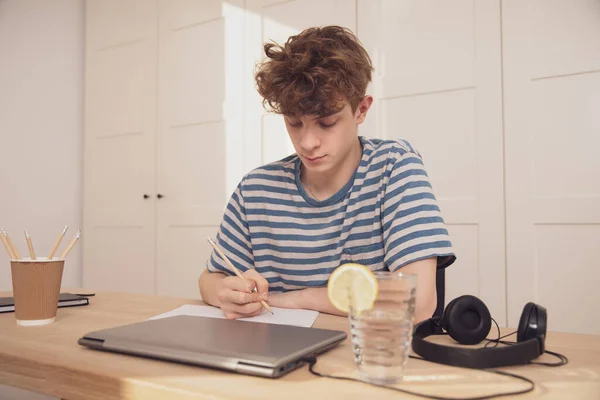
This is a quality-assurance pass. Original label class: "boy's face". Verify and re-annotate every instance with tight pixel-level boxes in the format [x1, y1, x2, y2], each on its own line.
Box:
[284, 96, 373, 175]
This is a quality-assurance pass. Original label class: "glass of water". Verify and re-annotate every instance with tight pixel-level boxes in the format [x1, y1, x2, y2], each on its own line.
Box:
[348, 271, 417, 385]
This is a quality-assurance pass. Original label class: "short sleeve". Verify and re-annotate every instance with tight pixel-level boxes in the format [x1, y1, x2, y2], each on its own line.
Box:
[207, 180, 255, 275]
[382, 150, 456, 271]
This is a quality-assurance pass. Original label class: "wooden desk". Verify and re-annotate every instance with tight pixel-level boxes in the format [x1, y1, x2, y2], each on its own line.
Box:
[0, 290, 599, 400]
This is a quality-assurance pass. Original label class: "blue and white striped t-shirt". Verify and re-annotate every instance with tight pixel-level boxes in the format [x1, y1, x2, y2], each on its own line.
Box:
[208, 136, 456, 293]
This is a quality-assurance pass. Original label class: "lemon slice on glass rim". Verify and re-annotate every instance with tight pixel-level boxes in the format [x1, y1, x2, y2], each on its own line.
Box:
[327, 263, 378, 313]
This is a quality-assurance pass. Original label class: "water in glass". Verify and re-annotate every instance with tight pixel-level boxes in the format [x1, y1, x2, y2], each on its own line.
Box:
[349, 271, 416, 385]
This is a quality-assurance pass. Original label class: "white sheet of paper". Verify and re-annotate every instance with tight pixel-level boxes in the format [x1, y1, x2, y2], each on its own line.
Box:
[148, 304, 319, 328]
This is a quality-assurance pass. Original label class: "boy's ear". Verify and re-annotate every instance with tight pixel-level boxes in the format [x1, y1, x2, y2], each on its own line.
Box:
[355, 95, 373, 124]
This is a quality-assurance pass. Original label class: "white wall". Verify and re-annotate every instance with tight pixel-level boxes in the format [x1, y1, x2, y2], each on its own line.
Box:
[0, 2, 82, 397]
[0, 0, 84, 292]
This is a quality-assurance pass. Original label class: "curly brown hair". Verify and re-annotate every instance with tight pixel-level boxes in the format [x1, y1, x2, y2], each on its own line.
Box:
[254, 26, 373, 117]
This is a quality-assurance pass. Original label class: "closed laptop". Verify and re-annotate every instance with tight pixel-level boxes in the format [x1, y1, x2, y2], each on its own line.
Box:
[78, 315, 347, 378]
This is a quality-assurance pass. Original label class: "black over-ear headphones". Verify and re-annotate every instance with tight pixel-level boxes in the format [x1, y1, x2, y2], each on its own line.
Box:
[412, 295, 547, 369]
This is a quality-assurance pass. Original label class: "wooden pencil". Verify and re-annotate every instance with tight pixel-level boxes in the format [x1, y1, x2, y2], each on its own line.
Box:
[48, 225, 68, 260]
[60, 229, 81, 259]
[2, 229, 21, 260]
[24, 230, 36, 260]
[0, 229, 15, 259]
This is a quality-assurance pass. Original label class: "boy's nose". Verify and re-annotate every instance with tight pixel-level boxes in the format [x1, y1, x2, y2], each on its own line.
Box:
[299, 129, 321, 152]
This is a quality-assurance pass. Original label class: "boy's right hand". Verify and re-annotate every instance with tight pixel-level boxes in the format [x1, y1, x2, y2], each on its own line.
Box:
[217, 269, 269, 319]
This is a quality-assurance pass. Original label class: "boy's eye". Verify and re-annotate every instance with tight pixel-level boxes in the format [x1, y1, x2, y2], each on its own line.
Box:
[319, 121, 336, 128]
[287, 121, 302, 127]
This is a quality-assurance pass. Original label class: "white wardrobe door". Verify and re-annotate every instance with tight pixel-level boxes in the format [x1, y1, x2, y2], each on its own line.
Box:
[83, 0, 157, 294]
[155, 0, 246, 298]
[359, 0, 507, 324]
[503, 0, 600, 334]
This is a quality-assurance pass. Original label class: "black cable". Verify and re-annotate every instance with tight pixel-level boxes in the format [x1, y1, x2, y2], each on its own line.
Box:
[306, 317, 568, 398]
[484, 319, 516, 349]
[529, 349, 568, 367]
[303, 356, 535, 400]
[493, 340, 569, 367]
[483, 328, 568, 367]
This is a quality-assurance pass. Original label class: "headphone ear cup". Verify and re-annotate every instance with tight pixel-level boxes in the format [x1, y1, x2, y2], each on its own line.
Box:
[441, 296, 461, 331]
[518, 302, 547, 346]
[443, 295, 492, 345]
[517, 303, 535, 342]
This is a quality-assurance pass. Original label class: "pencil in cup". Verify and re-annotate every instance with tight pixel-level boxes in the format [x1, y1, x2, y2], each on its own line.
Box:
[24, 230, 37, 260]
[1, 229, 21, 260]
[206, 237, 273, 315]
[60, 229, 81, 259]
[0, 229, 16, 259]
[48, 225, 68, 260]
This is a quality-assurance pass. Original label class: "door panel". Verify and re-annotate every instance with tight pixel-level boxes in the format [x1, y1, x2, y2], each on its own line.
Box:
[83, 0, 157, 295]
[503, 0, 600, 334]
[359, 0, 506, 323]
[156, 0, 244, 298]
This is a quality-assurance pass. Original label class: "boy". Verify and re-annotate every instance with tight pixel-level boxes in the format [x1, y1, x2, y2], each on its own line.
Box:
[198, 26, 455, 323]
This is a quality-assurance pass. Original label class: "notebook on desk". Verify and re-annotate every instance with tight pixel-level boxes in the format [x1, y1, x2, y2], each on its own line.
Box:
[0, 293, 89, 313]
[77, 315, 347, 378]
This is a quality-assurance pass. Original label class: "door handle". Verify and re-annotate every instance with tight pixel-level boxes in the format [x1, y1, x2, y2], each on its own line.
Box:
[143, 194, 150, 199]
[157, 194, 164, 199]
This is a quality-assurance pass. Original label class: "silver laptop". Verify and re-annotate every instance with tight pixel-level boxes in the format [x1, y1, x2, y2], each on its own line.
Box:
[78, 315, 347, 378]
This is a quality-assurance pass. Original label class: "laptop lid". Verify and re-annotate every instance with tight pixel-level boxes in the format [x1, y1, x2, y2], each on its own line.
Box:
[78, 315, 347, 378]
